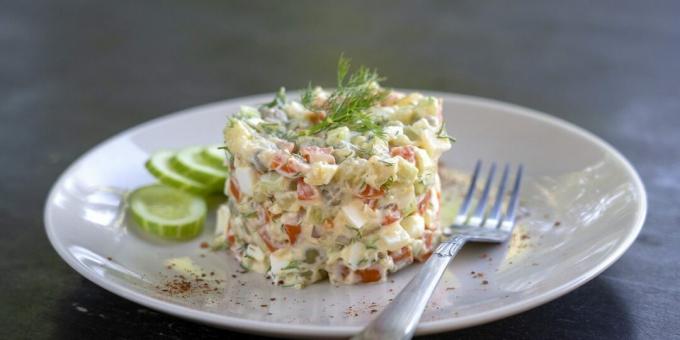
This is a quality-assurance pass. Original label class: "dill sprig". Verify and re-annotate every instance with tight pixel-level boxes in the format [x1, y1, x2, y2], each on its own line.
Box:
[300, 83, 314, 108]
[301, 55, 387, 136]
[436, 121, 456, 143]
[262, 87, 287, 109]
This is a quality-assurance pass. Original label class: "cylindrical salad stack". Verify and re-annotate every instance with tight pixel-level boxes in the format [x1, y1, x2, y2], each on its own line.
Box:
[217, 63, 452, 287]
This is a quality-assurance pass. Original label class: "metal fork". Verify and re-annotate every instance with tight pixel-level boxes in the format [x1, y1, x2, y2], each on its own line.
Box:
[352, 161, 524, 340]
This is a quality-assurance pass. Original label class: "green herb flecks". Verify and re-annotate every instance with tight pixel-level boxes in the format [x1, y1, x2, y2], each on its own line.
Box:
[300, 83, 315, 109]
[242, 211, 258, 218]
[436, 121, 456, 143]
[301, 55, 387, 137]
[381, 176, 395, 191]
[282, 260, 300, 270]
[262, 87, 287, 109]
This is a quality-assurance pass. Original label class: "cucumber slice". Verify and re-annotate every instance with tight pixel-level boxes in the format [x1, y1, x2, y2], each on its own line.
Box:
[145, 151, 216, 195]
[202, 144, 228, 168]
[171, 147, 228, 186]
[129, 184, 206, 240]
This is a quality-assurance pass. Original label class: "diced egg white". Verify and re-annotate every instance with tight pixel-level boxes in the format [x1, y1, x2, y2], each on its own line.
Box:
[270, 249, 292, 273]
[234, 167, 256, 196]
[216, 204, 230, 235]
[383, 124, 404, 137]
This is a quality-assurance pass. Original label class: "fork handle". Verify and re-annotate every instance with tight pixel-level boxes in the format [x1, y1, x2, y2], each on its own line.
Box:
[352, 236, 468, 340]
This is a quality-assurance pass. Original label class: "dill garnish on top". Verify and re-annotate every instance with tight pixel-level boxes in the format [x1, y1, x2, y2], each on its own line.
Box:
[300, 56, 388, 137]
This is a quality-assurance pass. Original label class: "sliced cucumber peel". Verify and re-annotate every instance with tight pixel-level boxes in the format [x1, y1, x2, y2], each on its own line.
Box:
[145, 150, 217, 195]
[129, 184, 206, 240]
[171, 147, 228, 188]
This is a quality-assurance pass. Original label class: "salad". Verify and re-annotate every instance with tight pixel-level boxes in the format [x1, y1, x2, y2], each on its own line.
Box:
[217, 57, 454, 287]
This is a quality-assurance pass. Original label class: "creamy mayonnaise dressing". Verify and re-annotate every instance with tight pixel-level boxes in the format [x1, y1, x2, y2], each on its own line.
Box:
[217, 88, 452, 287]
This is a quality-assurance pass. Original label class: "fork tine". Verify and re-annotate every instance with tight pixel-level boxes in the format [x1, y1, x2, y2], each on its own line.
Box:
[500, 165, 524, 231]
[469, 162, 496, 227]
[485, 163, 510, 228]
[454, 160, 482, 225]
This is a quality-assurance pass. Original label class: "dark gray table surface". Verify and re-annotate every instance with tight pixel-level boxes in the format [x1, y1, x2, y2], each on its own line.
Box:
[2, 1, 679, 339]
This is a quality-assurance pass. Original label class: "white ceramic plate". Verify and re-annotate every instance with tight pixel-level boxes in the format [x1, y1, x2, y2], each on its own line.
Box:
[45, 92, 646, 338]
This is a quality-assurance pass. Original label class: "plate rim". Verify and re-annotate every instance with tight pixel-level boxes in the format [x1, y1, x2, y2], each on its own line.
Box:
[44, 91, 647, 337]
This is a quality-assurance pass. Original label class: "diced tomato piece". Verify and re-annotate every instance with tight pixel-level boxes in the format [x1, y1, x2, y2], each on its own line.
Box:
[299, 146, 335, 164]
[269, 152, 287, 170]
[357, 184, 384, 199]
[228, 178, 241, 202]
[381, 204, 401, 225]
[277, 156, 309, 177]
[278, 161, 298, 175]
[389, 246, 412, 263]
[390, 146, 416, 163]
[356, 268, 382, 283]
[309, 111, 326, 124]
[257, 228, 279, 252]
[284, 224, 301, 244]
[296, 178, 318, 200]
[227, 234, 236, 246]
[418, 190, 432, 215]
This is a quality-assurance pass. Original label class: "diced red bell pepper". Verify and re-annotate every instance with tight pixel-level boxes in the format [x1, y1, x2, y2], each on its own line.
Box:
[284, 224, 301, 244]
